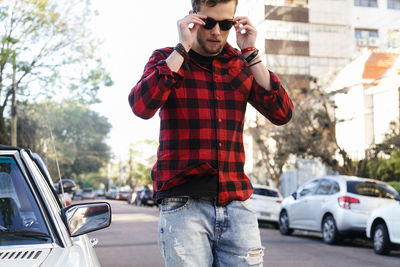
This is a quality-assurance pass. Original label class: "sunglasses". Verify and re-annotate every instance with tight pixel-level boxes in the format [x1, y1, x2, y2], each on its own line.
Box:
[202, 17, 234, 31]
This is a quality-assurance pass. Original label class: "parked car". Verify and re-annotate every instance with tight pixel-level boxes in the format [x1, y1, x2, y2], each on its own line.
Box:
[105, 188, 118, 199]
[73, 189, 83, 200]
[366, 194, 400, 255]
[116, 190, 131, 201]
[95, 188, 105, 198]
[279, 175, 398, 244]
[250, 184, 282, 226]
[82, 187, 96, 200]
[0, 144, 111, 266]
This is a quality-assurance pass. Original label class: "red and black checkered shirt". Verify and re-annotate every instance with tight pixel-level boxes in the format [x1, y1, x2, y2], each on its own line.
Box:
[129, 43, 293, 206]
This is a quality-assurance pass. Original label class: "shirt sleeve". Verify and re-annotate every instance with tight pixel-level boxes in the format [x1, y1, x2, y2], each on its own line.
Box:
[128, 48, 183, 119]
[249, 71, 294, 125]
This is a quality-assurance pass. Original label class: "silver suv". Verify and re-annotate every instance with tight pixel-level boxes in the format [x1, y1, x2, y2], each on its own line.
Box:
[279, 175, 398, 244]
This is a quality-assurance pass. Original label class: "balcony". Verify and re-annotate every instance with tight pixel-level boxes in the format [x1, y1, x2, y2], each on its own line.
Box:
[356, 37, 379, 47]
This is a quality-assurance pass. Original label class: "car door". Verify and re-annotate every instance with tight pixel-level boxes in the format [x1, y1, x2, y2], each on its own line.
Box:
[387, 201, 400, 243]
[307, 179, 335, 230]
[289, 179, 320, 229]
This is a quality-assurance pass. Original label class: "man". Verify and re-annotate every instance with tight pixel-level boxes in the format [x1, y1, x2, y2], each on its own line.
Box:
[129, 0, 293, 266]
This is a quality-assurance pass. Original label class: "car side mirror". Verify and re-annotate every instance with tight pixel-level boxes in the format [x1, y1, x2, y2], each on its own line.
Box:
[62, 202, 111, 237]
[395, 194, 400, 202]
[291, 192, 297, 200]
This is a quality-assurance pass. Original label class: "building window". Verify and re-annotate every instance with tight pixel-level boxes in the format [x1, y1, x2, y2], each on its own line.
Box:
[354, 0, 378, 7]
[355, 29, 378, 39]
[388, 0, 400, 9]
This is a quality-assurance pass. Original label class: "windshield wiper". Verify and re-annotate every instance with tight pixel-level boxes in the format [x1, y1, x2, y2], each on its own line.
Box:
[0, 229, 51, 240]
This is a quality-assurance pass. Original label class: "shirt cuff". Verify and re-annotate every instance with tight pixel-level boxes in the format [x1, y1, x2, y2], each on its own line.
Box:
[156, 60, 183, 79]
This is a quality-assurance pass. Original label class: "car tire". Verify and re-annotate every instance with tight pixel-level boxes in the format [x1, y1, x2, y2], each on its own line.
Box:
[373, 223, 391, 255]
[322, 215, 339, 245]
[279, 211, 293, 235]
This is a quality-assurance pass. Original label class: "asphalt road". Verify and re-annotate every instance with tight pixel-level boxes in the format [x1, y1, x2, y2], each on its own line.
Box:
[88, 200, 400, 267]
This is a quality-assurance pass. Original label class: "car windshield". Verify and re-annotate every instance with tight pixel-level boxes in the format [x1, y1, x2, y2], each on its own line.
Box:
[346, 181, 398, 199]
[253, 188, 279, 198]
[0, 156, 51, 245]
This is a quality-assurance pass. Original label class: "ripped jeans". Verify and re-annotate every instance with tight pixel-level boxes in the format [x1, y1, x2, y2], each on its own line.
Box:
[158, 197, 264, 267]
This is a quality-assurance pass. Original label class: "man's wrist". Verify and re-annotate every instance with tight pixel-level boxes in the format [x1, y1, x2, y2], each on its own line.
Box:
[174, 43, 189, 59]
[180, 42, 191, 52]
[244, 49, 259, 64]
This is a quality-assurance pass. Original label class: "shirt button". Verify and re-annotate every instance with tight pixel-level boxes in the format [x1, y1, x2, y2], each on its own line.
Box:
[216, 96, 220, 100]
[218, 118, 222, 123]
[219, 142, 222, 147]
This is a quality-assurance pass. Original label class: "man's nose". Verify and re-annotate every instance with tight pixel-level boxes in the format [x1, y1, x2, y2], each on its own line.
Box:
[210, 23, 221, 35]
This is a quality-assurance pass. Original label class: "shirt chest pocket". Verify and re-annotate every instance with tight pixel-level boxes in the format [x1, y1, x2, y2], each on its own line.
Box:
[223, 66, 252, 100]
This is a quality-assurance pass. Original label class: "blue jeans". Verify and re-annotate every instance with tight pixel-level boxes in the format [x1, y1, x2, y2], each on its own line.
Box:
[158, 197, 264, 266]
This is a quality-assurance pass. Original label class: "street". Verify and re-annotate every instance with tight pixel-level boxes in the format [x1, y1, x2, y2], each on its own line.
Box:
[88, 200, 400, 267]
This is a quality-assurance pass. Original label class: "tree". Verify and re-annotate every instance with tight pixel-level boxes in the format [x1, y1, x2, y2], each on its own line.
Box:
[247, 79, 355, 187]
[17, 99, 112, 182]
[0, 0, 112, 144]
[126, 140, 157, 187]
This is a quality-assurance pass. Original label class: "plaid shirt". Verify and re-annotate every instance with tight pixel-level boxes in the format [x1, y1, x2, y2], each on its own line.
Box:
[129, 43, 293, 206]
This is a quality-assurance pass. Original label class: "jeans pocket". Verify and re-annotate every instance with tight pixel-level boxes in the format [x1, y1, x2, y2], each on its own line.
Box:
[160, 197, 191, 214]
[239, 199, 256, 213]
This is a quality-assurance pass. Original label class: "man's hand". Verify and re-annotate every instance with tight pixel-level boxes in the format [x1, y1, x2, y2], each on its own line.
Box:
[233, 16, 257, 51]
[177, 13, 206, 51]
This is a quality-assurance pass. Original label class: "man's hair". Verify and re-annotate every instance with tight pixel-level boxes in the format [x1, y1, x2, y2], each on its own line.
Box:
[191, 0, 238, 12]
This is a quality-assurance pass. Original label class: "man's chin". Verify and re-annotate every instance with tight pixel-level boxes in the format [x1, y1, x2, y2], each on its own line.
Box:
[205, 46, 223, 56]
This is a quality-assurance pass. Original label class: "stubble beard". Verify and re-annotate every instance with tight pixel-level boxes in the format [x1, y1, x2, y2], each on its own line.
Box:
[197, 35, 224, 56]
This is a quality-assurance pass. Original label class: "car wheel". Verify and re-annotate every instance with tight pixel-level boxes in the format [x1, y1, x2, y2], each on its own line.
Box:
[322, 215, 339, 245]
[279, 211, 293, 235]
[373, 223, 391, 255]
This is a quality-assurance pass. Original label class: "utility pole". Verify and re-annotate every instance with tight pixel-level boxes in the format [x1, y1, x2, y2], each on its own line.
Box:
[11, 54, 17, 146]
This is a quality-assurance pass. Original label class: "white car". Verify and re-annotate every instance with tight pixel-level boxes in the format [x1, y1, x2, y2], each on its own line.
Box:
[250, 185, 282, 226]
[279, 175, 398, 244]
[366, 194, 400, 255]
[0, 145, 111, 267]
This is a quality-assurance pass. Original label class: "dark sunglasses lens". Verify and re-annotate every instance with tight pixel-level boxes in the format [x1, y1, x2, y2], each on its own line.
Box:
[219, 20, 234, 31]
[203, 18, 217, 29]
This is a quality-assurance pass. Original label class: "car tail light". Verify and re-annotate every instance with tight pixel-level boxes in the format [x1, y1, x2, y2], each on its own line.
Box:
[338, 196, 359, 209]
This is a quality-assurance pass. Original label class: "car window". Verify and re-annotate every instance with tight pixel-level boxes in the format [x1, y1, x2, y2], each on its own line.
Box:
[299, 179, 320, 197]
[253, 188, 279, 198]
[331, 181, 340, 194]
[346, 181, 398, 199]
[315, 179, 339, 195]
[0, 156, 51, 245]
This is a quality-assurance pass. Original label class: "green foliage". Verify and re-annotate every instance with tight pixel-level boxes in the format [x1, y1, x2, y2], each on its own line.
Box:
[0, 0, 113, 144]
[76, 173, 108, 190]
[16, 99, 112, 181]
[388, 181, 400, 194]
[131, 162, 152, 186]
[125, 140, 158, 187]
[376, 150, 400, 182]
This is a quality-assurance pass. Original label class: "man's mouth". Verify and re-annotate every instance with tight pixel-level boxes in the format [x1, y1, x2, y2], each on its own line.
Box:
[207, 39, 220, 44]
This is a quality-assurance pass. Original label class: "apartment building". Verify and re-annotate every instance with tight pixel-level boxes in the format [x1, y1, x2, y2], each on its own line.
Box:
[238, 0, 400, 89]
[238, 0, 400, 183]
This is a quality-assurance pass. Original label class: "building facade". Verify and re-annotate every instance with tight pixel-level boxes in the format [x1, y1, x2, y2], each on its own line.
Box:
[237, 0, 400, 185]
[238, 0, 400, 89]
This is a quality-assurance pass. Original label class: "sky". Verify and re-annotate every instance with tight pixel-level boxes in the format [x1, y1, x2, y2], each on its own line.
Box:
[90, 0, 248, 159]
[91, 0, 192, 159]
